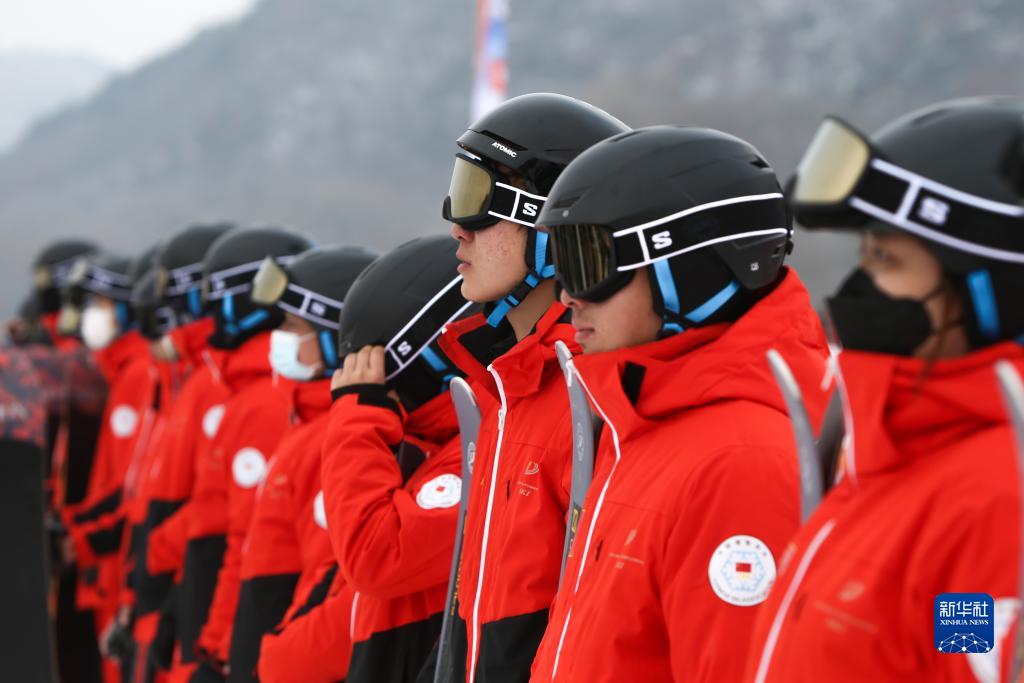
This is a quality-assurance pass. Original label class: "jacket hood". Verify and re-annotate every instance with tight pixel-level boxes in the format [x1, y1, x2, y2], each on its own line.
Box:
[838, 340, 1024, 481]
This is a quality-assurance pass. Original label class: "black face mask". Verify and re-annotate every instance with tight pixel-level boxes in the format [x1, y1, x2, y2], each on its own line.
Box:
[826, 268, 946, 357]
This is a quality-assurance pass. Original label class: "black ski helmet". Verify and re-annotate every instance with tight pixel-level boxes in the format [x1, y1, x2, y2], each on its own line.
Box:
[538, 125, 791, 334]
[32, 239, 99, 314]
[251, 245, 379, 374]
[155, 222, 236, 328]
[202, 226, 316, 349]
[338, 235, 475, 412]
[790, 96, 1024, 348]
[443, 93, 630, 327]
[128, 244, 170, 340]
[58, 251, 135, 336]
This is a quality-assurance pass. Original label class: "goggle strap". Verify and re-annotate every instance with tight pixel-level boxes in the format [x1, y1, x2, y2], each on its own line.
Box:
[850, 160, 1024, 264]
[485, 183, 547, 227]
[277, 284, 344, 331]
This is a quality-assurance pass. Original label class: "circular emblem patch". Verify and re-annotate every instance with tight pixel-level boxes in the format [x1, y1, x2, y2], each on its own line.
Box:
[415, 474, 461, 510]
[232, 448, 267, 489]
[202, 404, 226, 439]
[109, 405, 138, 438]
[707, 535, 776, 607]
[313, 490, 328, 530]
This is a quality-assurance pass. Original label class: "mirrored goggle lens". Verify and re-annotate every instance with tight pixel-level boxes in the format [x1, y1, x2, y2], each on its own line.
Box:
[447, 155, 495, 221]
[251, 256, 289, 306]
[792, 118, 872, 205]
[549, 224, 616, 298]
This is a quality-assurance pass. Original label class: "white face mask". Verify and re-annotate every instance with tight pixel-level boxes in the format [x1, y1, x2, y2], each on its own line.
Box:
[269, 329, 321, 381]
[81, 305, 119, 351]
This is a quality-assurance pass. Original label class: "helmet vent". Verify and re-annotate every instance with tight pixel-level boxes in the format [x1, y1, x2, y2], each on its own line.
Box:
[551, 193, 582, 209]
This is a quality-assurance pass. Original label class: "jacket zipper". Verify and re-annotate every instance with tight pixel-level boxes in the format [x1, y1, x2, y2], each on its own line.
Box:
[751, 519, 836, 683]
[468, 365, 507, 683]
[550, 372, 619, 681]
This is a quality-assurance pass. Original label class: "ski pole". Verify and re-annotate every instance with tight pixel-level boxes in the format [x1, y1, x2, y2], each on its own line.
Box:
[434, 377, 481, 683]
[994, 361, 1024, 682]
[555, 341, 597, 587]
[767, 349, 823, 522]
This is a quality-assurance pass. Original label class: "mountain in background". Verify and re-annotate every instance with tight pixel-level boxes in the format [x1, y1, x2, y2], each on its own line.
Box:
[0, 0, 1021, 313]
[0, 51, 112, 152]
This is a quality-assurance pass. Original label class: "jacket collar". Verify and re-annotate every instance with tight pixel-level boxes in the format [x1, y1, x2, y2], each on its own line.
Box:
[289, 378, 332, 424]
[574, 269, 829, 444]
[93, 330, 149, 382]
[221, 330, 273, 391]
[439, 302, 578, 401]
[406, 390, 460, 445]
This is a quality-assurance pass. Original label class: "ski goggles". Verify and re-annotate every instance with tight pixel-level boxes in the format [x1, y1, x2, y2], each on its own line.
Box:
[792, 116, 1024, 264]
[202, 256, 295, 303]
[33, 255, 82, 292]
[546, 194, 790, 302]
[251, 256, 345, 330]
[442, 153, 547, 230]
[64, 258, 133, 307]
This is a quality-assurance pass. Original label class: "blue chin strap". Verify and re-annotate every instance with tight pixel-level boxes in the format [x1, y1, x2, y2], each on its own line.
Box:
[318, 330, 338, 377]
[420, 345, 457, 386]
[220, 291, 270, 337]
[114, 301, 131, 331]
[187, 288, 204, 319]
[966, 269, 1000, 341]
[486, 230, 557, 328]
[652, 259, 741, 336]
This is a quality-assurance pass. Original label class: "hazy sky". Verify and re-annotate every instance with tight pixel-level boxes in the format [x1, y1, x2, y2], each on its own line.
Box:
[1, 0, 258, 69]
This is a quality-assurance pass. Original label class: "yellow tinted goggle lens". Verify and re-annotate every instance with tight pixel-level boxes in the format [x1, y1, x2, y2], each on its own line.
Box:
[57, 304, 81, 335]
[447, 156, 494, 219]
[33, 267, 52, 290]
[793, 118, 871, 205]
[550, 224, 615, 296]
[67, 258, 90, 288]
[251, 256, 288, 306]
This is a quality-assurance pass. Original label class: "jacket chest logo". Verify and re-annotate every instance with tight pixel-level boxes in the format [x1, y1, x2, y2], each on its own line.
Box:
[608, 528, 645, 570]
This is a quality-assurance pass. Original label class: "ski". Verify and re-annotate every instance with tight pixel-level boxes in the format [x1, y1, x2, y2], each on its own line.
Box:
[555, 341, 597, 586]
[995, 361, 1024, 681]
[434, 377, 481, 683]
[766, 349, 823, 521]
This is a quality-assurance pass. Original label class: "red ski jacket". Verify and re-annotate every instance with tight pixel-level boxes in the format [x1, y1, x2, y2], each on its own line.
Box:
[531, 269, 830, 683]
[64, 332, 156, 610]
[258, 563, 355, 683]
[437, 304, 576, 683]
[322, 387, 461, 682]
[121, 319, 224, 617]
[744, 341, 1024, 683]
[226, 377, 333, 679]
[144, 317, 227, 577]
[181, 332, 291, 666]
